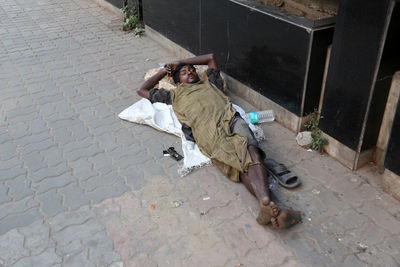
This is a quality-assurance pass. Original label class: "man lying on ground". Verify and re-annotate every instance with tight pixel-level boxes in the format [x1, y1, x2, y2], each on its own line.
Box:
[137, 53, 301, 229]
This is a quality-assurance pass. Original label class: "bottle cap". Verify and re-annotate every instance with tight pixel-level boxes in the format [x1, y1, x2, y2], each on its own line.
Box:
[249, 112, 259, 124]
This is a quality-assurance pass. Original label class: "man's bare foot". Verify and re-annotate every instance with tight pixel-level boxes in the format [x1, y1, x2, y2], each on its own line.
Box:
[270, 208, 301, 229]
[256, 197, 279, 225]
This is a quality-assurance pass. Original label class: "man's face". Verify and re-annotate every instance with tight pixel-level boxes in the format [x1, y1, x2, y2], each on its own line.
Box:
[178, 65, 199, 84]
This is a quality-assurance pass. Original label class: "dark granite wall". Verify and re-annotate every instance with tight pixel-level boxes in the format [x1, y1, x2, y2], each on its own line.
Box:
[319, 0, 394, 151]
[385, 99, 400, 175]
[143, 0, 200, 54]
[384, 1, 400, 176]
[143, 0, 334, 116]
[106, 0, 123, 8]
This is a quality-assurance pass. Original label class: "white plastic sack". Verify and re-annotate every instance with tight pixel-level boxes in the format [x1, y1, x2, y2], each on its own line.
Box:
[118, 98, 211, 175]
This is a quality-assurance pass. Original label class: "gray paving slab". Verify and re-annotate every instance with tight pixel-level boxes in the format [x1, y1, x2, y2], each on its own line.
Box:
[1, 0, 400, 266]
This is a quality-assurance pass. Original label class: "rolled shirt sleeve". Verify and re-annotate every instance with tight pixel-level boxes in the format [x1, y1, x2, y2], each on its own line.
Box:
[148, 88, 172, 104]
[206, 68, 224, 92]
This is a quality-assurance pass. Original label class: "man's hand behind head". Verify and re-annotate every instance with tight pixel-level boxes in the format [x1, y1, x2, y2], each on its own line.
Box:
[164, 61, 179, 76]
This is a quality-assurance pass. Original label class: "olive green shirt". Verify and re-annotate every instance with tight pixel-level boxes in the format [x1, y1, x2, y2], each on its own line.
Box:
[170, 79, 253, 182]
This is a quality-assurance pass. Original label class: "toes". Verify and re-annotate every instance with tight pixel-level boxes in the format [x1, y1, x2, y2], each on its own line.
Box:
[271, 217, 279, 228]
[269, 202, 280, 217]
[261, 196, 270, 206]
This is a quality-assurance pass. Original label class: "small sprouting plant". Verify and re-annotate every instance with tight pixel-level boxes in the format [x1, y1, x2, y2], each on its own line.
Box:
[304, 109, 329, 152]
[121, 0, 144, 36]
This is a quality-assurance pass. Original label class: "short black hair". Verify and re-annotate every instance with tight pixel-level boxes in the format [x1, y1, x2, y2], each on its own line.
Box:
[173, 63, 195, 84]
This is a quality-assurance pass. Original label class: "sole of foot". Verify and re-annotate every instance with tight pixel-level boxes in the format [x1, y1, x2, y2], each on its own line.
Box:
[271, 209, 301, 229]
[256, 197, 274, 225]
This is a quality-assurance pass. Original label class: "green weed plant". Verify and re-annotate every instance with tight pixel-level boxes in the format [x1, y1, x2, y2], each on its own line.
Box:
[121, 0, 144, 36]
[304, 109, 329, 152]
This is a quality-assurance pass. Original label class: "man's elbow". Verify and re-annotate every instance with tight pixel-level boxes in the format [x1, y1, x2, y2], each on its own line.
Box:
[137, 89, 149, 99]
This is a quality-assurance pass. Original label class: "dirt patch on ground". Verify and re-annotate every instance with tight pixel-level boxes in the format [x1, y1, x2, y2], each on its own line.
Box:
[255, 0, 337, 20]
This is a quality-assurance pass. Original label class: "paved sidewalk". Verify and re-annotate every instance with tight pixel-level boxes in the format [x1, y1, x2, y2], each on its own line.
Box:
[1, 0, 400, 266]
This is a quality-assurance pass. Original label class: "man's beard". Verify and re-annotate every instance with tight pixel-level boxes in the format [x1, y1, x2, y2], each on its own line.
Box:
[188, 77, 200, 84]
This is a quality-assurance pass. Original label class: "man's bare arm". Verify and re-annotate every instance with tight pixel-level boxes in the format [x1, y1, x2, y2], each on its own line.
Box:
[165, 53, 217, 75]
[137, 67, 167, 99]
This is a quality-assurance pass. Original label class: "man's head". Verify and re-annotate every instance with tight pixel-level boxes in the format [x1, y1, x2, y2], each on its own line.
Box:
[173, 63, 200, 85]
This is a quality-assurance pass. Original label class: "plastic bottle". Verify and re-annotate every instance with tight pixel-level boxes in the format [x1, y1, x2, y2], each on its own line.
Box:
[243, 110, 275, 124]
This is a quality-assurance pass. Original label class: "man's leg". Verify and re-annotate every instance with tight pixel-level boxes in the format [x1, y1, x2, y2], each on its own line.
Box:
[232, 116, 301, 228]
[240, 145, 277, 225]
[241, 145, 301, 228]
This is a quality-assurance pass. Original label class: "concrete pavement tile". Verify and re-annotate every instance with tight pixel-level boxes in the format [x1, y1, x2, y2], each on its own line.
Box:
[377, 236, 400, 264]
[17, 139, 56, 156]
[331, 182, 378, 209]
[95, 132, 119, 152]
[61, 136, 94, 153]
[14, 131, 49, 147]
[30, 162, 71, 182]
[58, 183, 90, 210]
[330, 255, 369, 267]
[84, 231, 121, 266]
[216, 221, 257, 257]
[235, 214, 277, 248]
[19, 220, 56, 255]
[232, 248, 269, 267]
[7, 122, 30, 139]
[303, 224, 350, 264]
[86, 182, 130, 204]
[37, 189, 66, 217]
[0, 183, 10, 204]
[69, 158, 98, 181]
[5, 175, 33, 201]
[52, 219, 104, 247]
[283, 233, 332, 266]
[321, 209, 371, 237]
[40, 146, 66, 167]
[21, 152, 48, 173]
[0, 157, 21, 170]
[63, 144, 104, 162]
[356, 246, 398, 267]
[12, 247, 62, 267]
[32, 172, 75, 193]
[139, 161, 166, 178]
[0, 197, 38, 220]
[120, 167, 147, 191]
[278, 259, 308, 267]
[89, 152, 115, 174]
[109, 146, 149, 166]
[0, 142, 18, 161]
[260, 241, 295, 266]
[339, 223, 390, 255]
[358, 202, 400, 234]
[125, 253, 157, 267]
[0, 208, 42, 235]
[81, 172, 123, 192]
[58, 240, 94, 267]
[68, 124, 93, 140]
[0, 229, 29, 266]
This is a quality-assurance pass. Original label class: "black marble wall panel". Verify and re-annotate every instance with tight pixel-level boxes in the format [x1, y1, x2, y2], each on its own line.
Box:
[199, 0, 229, 69]
[385, 96, 400, 175]
[319, 0, 392, 151]
[303, 28, 334, 115]
[106, 0, 123, 8]
[143, 0, 200, 55]
[224, 1, 310, 115]
[361, 77, 392, 150]
[143, 0, 334, 116]
[378, 2, 400, 80]
[362, 2, 400, 151]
